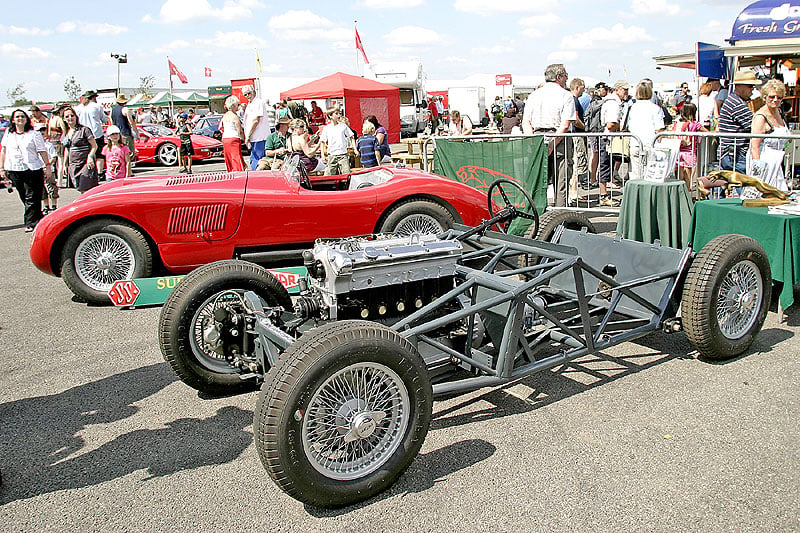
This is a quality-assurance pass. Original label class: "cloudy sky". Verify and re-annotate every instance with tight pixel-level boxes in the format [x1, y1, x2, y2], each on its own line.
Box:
[1, 0, 750, 103]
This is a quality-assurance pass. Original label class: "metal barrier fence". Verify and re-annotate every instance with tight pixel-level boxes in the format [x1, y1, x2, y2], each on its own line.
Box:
[421, 132, 646, 213]
[415, 130, 800, 212]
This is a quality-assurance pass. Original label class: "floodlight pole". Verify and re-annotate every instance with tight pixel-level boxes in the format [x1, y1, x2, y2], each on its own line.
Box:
[110, 53, 127, 95]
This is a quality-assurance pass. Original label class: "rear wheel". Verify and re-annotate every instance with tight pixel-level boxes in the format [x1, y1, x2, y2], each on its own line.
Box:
[255, 321, 432, 508]
[681, 235, 771, 360]
[61, 219, 153, 304]
[159, 260, 292, 395]
[157, 143, 179, 166]
[380, 199, 455, 236]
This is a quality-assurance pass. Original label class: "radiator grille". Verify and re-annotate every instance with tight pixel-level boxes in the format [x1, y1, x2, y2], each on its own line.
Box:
[167, 204, 228, 234]
[165, 173, 236, 186]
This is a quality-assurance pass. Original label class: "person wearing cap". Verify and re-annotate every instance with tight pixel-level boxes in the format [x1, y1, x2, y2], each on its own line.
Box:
[0, 114, 8, 128]
[258, 116, 292, 170]
[718, 70, 759, 175]
[521, 63, 576, 207]
[241, 84, 270, 170]
[597, 80, 630, 206]
[101, 125, 132, 181]
[176, 113, 194, 173]
[111, 93, 137, 157]
[75, 90, 108, 179]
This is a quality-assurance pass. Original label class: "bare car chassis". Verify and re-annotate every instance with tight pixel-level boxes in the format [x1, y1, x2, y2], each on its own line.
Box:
[159, 184, 771, 508]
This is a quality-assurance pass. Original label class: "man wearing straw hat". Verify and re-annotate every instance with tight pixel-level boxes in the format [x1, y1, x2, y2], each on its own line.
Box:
[718, 69, 760, 174]
[111, 93, 138, 156]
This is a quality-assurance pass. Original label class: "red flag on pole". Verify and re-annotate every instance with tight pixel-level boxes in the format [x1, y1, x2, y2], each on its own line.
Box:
[204, 67, 212, 77]
[355, 24, 369, 65]
[168, 59, 188, 84]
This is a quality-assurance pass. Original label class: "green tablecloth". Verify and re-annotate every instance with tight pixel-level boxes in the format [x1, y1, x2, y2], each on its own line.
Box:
[689, 198, 800, 311]
[616, 180, 694, 249]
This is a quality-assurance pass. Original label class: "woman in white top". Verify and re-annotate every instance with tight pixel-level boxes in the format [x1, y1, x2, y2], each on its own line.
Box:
[625, 81, 665, 180]
[0, 109, 53, 231]
[448, 110, 473, 136]
[748, 78, 790, 192]
[219, 95, 247, 172]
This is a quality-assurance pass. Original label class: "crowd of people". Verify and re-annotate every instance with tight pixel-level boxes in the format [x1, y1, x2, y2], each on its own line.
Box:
[1, 65, 796, 231]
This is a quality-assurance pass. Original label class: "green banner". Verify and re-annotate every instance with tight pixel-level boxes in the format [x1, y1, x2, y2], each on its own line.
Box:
[432, 137, 548, 235]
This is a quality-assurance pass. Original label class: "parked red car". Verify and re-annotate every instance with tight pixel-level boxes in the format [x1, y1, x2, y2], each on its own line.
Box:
[29, 166, 492, 303]
[131, 124, 223, 165]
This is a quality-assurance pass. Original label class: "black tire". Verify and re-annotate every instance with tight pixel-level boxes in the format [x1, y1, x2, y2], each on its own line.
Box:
[379, 199, 455, 236]
[681, 235, 771, 360]
[157, 143, 179, 166]
[159, 260, 292, 395]
[518, 210, 596, 270]
[61, 219, 153, 304]
[255, 321, 432, 508]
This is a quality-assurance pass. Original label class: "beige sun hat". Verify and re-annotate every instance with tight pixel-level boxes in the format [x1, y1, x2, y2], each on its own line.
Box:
[733, 70, 761, 85]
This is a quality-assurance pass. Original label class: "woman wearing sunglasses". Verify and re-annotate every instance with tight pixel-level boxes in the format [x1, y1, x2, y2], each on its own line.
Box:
[748, 78, 790, 192]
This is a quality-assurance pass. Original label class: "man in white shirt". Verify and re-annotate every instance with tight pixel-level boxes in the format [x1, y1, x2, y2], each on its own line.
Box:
[75, 90, 108, 177]
[241, 84, 271, 170]
[598, 80, 629, 206]
[320, 106, 354, 176]
[522, 63, 576, 207]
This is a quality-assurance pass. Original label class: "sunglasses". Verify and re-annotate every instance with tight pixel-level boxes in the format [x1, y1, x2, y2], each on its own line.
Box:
[766, 95, 783, 100]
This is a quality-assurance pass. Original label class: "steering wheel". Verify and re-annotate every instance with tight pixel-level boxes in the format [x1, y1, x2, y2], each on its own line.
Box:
[487, 179, 539, 236]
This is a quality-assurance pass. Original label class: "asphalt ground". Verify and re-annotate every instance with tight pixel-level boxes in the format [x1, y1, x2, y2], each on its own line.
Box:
[1, 158, 799, 532]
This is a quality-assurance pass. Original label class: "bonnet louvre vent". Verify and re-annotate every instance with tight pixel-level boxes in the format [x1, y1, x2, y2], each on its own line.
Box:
[165, 173, 236, 186]
[168, 204, 228, 234]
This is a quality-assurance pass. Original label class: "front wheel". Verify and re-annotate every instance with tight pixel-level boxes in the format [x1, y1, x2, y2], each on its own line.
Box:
[159, 260, 292, 395]
[157, 143, 179, 166]
[379, 199, 455, 236]
[255, 321, 432, 508]
[61, 219, 153, 304]
[681, 234, 771, 360]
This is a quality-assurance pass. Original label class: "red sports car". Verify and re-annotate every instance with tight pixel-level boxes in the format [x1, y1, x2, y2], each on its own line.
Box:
[132, 124, 223, 166]
[30, 165, 492, 303]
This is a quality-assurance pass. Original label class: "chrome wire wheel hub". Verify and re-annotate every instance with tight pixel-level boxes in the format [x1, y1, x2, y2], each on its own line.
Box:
[302, 362, 410, 480]
[717, 260, 763, 340]
[190, 292, 244, 371]
[394, 214, 442, 236]
[75, 233, 135, 291]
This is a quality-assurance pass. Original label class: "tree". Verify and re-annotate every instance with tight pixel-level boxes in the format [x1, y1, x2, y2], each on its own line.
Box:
[64, 76, 82, 102]
[138, 75, 156, 99]
[7, 84, 31, 106]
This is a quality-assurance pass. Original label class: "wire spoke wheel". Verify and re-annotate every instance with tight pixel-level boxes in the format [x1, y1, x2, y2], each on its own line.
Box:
[716, 260, 763, 340]
[302, 362, 410, 480]
[74, 232, 136, 291]
[393, 213, 444, 236]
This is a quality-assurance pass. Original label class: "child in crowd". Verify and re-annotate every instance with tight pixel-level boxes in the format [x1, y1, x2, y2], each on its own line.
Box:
[102, 125, 132, 181]
[357, 121, 381, 168]
[671, 102, 707, 191]
[35, 123, 59, 213]
[176, 113, 193, 174]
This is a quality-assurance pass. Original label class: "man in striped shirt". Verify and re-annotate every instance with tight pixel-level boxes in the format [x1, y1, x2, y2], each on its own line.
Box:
[718, 70, 759, 173]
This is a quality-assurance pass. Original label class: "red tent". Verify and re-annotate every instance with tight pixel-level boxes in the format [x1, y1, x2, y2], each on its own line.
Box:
[280, 72, 401, 143]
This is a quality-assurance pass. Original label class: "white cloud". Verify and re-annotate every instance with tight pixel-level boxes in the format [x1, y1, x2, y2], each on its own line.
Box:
[154, 40, 192, 53]
[560, 24, 655, 50]
[54, 21, 128, 35]
[383, 26, 443, 46]
[359, 0, 424, 7]
[159, 0, 265, 23]
[48, 72, 62, 82]
[4, 25, 53, 36]
[631, 0, 680, 16]
[454, 0, 548, 15]
[519, 13, 561, 37]
[547, 50, 578, 62]
[444, 56, 468, 63]
[268, 10, 351, 42]
[206, 31, 267, 50]
[0, 43, 52, 59]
